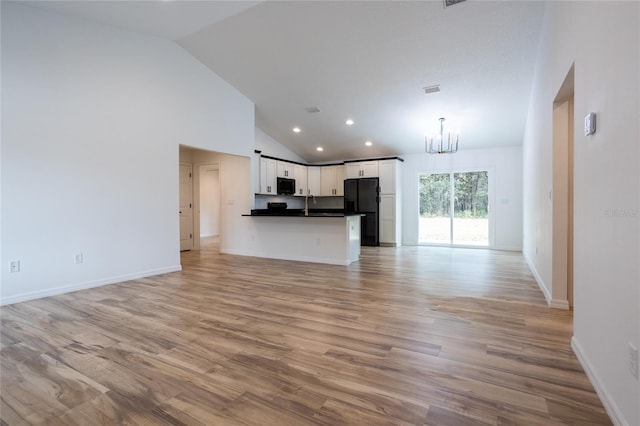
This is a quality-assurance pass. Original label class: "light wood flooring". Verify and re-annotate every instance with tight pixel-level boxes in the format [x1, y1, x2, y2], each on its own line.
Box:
[1, 238, 611, 425]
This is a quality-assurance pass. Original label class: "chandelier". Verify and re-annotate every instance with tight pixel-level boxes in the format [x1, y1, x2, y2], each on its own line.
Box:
[426, 117, 459, 154]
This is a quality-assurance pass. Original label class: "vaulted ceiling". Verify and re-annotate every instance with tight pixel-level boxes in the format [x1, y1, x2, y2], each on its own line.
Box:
[27, 1, 546, 162]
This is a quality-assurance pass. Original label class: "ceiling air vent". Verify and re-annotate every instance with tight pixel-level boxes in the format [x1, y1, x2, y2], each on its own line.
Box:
[423, 84, 441, 95]
[304, 106, 321, 114]
[443, 0, 467, 7]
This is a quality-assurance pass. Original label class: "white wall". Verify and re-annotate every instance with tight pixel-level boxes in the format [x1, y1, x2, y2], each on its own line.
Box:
[255, 127, 306, 163]
[1, 4, 254, 304]
[522, 3, 639, 425]
[401, 146, 523, 251]
[200, 168, 220, 237]
[179, 146, 253, 254]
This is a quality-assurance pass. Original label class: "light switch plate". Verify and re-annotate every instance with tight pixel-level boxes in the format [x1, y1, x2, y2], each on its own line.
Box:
[584, 112, 596, 136]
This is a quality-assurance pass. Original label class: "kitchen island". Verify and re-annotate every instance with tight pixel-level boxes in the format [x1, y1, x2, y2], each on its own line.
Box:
[241, 211, 361, 265]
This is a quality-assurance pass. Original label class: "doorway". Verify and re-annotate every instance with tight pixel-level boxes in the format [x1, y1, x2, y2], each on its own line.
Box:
[552, 65, 575, 309]
[419, 171, 489, 246]
[199, 165, 220, 239]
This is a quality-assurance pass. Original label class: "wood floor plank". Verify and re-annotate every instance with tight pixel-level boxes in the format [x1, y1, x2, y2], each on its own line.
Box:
[1, 238, 611, 425]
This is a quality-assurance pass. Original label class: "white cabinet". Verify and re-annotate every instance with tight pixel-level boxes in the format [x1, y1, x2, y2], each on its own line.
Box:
[294, 164, 308, 196]
[259, 157, 277, 195]
[307, 166, 321, 196]
[320, 165, 345, 196]
[378, 159, 397, 194]
[345, 161, 379, 179]
[335, 165, 345, 196]
[379, 194, 397, 245]
[277, 161, 294, 178]
[378, 159, 402, 246]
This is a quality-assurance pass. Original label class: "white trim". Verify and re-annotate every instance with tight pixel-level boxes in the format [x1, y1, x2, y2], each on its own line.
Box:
[523, 251, 552, 307]
[571, 337, 624, 426]
[0, 265, 182, 306]
[493, 245, 522, 252]
[200, 233, 218, 238]
[220, 249, 356, 266]
[550, 299, 570, 310]
[523, 252, 570, 310]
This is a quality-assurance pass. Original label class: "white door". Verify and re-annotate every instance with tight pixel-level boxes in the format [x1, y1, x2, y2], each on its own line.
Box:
[179, 163, 193, 251]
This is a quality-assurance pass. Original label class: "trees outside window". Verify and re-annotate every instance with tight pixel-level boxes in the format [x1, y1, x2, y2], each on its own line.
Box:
[419, 171, 489, 246]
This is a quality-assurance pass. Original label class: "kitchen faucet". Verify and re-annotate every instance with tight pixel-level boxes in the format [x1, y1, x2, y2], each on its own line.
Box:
[304, 191, 315, 216]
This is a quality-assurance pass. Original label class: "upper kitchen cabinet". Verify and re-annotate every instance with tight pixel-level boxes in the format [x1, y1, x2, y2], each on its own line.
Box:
[277, 161, 294, 178]
[344, 160, 378, 179]
[307, 166, 321, 196]
[345, 160, 379, 179]
[293, 164, 308, 197]
[378, 159, 402, 194]
[259, 157, 277, 195]
[320, 165, 345, 196]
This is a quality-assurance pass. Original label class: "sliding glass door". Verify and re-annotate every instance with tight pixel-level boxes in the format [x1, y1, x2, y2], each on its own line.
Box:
[419, 171, 489, 246]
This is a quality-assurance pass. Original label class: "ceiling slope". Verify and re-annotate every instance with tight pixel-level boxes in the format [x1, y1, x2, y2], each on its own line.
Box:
[22, 0, 545, 162]
[179, 1, 545, 162]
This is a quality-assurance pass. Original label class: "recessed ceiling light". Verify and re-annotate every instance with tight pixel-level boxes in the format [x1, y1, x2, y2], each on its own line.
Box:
[293, 127, 301, 133]
[365, 141, 373, 146]
[316, 146, 324, 152]
[345, 119, 354, 126]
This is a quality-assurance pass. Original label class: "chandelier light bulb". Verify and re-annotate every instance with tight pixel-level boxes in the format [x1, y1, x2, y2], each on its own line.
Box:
[425, 117, 459, 154]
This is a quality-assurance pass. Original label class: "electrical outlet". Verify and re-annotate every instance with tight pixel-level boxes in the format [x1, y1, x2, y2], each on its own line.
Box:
[630, 343, 639, 379]
[74, 253, 83, 264]
[9, 261, 20, 273]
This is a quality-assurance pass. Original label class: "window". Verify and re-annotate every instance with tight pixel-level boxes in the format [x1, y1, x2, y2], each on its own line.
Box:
[419, 171, 489, 246]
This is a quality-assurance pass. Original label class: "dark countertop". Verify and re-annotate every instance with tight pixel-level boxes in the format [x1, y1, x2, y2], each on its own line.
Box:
[243, 209, 359, 217]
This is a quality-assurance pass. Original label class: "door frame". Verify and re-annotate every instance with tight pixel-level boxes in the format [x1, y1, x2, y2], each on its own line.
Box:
[179, 162, 194, 251]
[196, 163, 221, 246]
[551, 65, 575, 310]
[417, 167, 495, 248]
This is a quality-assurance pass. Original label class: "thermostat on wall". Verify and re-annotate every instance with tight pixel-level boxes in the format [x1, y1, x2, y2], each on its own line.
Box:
[584, 112, 596, 136]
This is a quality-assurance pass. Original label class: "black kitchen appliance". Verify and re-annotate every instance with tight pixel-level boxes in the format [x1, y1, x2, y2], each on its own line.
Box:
[276, 177, 295, 195]
[344, 177, 379, 246]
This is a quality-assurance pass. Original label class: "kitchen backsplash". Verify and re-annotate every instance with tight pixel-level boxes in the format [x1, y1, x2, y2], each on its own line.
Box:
[254, 195, 343, 210]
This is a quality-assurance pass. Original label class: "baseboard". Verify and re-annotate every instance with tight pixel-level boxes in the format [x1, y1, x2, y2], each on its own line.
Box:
[571, 336, 625, 426]
[550, 299, 570, 310]
[220, 249, 354, 266]
[0, 265, 182, 306]
[493, 245, 522, 252]
[379, 242, 400, 247]
[523, 251, 552, 307]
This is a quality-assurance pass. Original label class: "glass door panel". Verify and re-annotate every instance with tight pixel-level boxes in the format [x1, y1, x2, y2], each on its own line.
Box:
[453, 172, 489, 246]
[419, 173, 451, 244]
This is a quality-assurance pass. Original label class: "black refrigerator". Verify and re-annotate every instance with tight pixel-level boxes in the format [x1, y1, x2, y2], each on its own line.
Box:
[344, 177, 379, 246]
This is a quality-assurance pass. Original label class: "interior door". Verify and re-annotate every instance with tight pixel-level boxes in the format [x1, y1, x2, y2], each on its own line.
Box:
[179, 162, 193, 251]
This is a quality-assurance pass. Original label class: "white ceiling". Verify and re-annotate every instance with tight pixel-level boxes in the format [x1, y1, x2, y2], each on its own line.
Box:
[25, 0, 546, 163]
[25, 1, 260, 40]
